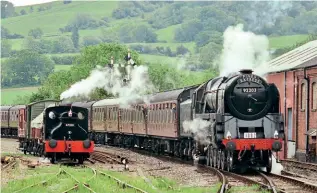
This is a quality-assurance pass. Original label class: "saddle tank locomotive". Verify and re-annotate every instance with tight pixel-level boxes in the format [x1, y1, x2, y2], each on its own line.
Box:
[191, 69, 284, 172]
[44, 104, 94, 164]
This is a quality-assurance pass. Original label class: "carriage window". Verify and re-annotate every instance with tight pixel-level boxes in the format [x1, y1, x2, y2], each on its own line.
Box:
[170, 109, 173, 123]
[301, 83, 306, 110]
[312, 82, 317, 110]
[155, 109, 158, 124]
[149, 111, 152, 123]
[164, 109, 167, 123]
[160, 109, 163, 123]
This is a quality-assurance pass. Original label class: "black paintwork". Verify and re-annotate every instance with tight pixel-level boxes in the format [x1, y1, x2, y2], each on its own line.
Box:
[43, 106, 89, 141]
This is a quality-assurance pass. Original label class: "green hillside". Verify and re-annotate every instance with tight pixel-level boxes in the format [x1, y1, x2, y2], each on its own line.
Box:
[1, 1, 317, 105]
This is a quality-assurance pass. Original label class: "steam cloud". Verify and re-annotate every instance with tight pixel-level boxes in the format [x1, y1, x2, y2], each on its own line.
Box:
[218, 23, 271, 77]
[60, 64, 156, 108]
[183, 118, 211, 145]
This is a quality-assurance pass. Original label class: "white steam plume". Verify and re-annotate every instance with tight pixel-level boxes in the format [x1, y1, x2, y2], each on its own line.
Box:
[60, 64, 156, 108]
[183, 118, 211, 145]
[259, 154, 283, 175]
[218, 24, 271, 77]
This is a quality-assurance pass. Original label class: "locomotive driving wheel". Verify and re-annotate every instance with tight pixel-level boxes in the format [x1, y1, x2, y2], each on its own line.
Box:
[266, 151, 272, 173]
[210, 148, 213, 167]
[206, 146, 210, 166]
[217, 150, 221, 169]
[220, 151, 226, 170]
[227, 152, 233, 172]
[213, 149, 217, 168]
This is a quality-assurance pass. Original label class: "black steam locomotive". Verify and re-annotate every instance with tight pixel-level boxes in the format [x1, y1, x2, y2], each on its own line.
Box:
[43, 105, 94, 164]
[190, 69, 284, 172]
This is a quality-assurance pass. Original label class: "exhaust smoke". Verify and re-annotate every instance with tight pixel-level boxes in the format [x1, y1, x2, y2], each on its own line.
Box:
[217, 23, 271, 77]
[183, 118, 211, 145]
[60, 64, 156, 108]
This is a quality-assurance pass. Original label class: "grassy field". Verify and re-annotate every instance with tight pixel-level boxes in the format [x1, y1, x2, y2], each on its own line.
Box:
[3, 1, 119, 36]
[54, 64, 73, 71]
[1, 86, 39, 105]
[268, 34, 309, 49]
[1, 164, 220, 193]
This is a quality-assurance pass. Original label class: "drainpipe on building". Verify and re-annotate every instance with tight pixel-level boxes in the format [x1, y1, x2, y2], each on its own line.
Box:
[304, 67, 310, 158]
[294, 72, 298, 151]
[284, 71, 287, 159]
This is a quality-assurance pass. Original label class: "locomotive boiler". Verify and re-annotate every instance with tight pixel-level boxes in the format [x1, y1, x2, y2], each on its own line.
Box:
[192, 69, 284, 172]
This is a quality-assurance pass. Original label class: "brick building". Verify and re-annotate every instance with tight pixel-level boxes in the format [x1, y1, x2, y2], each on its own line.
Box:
[265, 40, 317, 162]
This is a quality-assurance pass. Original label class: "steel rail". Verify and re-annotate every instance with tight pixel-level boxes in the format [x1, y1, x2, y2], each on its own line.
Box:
[14, 168, 63, 193]
[281, 159, 317, 172]
[266, 172, 317, 193]
[62, 167, 97, 193]
[97, 169, 149, 193]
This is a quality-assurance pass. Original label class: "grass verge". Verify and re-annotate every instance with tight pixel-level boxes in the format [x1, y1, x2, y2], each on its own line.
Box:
[1, 164, 221, 193]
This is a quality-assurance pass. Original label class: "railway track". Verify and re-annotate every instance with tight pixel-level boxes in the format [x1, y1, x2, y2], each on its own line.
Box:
[266, 172, 317, 193]
[1, 157, 17, 171]
[90, 150, 130, 165]
[95, 146, 278, 193]
[95, 145, 317, 193]
[281, 159, 317, 172]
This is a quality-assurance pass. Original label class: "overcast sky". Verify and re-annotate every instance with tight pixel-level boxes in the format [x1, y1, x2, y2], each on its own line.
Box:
[8, 0, 57, 7]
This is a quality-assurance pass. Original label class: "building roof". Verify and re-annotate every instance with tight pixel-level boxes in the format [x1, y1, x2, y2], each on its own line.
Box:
[265, 40, 317, 73]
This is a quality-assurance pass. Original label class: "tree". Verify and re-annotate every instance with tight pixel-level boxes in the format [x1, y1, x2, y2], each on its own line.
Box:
[71, 27, 79, 49]
[132, 25, 157, 43]
[1, 26, 10, 38]
[1, 1, 15, 18]
[63, 0, 72, 4]
[20, 9, 27, 15]
[1, 39, 12, 57]
[53, 36, 75, 53]
[29, 6, 33, 13]
[176, 45, 189, 55]
[28, 28, 43, 39]
[1, 50, 54, 87]
[29, 43, 142, 102]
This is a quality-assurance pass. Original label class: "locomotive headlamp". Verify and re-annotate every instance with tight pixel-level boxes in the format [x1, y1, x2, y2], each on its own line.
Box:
[49, 111, 56, 119]
[226, 131, 232, 140]
[274, 130, 279, 139]
[78, 112, 85, 120]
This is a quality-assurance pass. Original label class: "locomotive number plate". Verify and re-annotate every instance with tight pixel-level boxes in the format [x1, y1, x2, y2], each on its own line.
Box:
[242, 88, 257, 93]
[244, 132, 256, 138]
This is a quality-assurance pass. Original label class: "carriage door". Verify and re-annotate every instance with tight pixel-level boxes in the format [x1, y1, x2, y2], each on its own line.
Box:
[287, 108, 295, 158]
[18, 109, 25, 138]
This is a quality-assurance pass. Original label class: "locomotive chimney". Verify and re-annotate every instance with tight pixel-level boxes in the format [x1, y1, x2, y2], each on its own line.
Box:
[239, 69, 253, 74]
